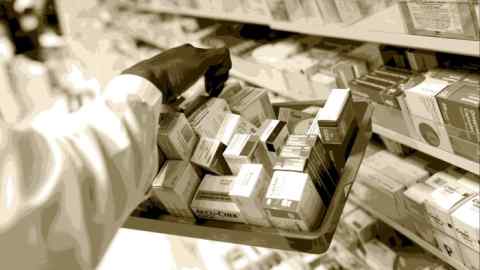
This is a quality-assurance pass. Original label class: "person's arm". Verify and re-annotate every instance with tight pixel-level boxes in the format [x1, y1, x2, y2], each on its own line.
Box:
[0, 44, 231, 270]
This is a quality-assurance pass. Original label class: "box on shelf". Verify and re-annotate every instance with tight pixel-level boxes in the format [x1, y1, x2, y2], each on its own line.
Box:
[152, 161, 201, 218]
[158, 112, 198, 160]
[459, 242, 480, 270]
[342, 208, 378, 244]
[354, 165, 409, 221]
[188, 97, 230, 138]
[191, 175, 245, 223]
[399, 0, 480, 40]
[310, 89, 356, 145]
[191, 137, 231, 175]
[437, 81, 480, 161]
[433, 229, 465, 265]
[309, 72, 337, 100]
[406, 49, 438, 72]
[224, 134, 273, 175]
[301, 0, 325, 25]
[283, 0, 307, 22]
[221, 86, 276, 127]
[379, 135, 413, 156]
[264, 171, 326, 232]
[278, 53, 321, 98]
[230, 164, 272, 227]
[451, 195, 480, 251]
[365, 150, 430, 187]
[216, 113, 258, 145]
[426, 181, 475, 238]
[457, 172, 480, 194]
[257, 119, 289, 155]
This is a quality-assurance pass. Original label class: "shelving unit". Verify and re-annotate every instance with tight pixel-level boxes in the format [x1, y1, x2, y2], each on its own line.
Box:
[373, 124, 480, 175]
[131, 4, 480, 57]
[349, 196, 469, 270]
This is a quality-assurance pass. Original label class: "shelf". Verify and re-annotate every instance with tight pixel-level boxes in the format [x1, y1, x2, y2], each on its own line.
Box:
[349, 196, 469, 270]
[373, 124, 480, 176]
[131, 4, 479, 57]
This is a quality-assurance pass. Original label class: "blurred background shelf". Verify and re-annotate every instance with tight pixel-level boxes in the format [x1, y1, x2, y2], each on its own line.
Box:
[373, 124, 480, 175]
[349, 196, 470, 270]
[132, 4, 479, 57]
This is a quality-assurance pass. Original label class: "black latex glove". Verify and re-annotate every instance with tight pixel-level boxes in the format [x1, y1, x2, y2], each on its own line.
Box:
[122, 44, 232, 104]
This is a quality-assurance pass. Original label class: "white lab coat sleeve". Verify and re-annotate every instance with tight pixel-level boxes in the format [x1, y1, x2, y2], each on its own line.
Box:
[0, 74, 164, 270]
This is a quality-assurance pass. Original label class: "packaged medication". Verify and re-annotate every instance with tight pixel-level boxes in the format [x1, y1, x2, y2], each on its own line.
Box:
[426, 181, 475, 238]
[188, 97, 230, 138]
[191, 175, 245, 223]
[334, 0, 364, 24]
[451, 195, 480, 251]
[399, 0, 479, 40]
[221, 87, 276, 127]
[223, 134, 273, 175]
[152, 161, 201, 218]
[437, 81, 480, 161]
[363, 239, 399, 270]
[191, 137, 231, 175]
[433, 229, 465, 265]
[257, 119, 289, 155]
[230, 164, 272, 227]
[264, 171, 326, 231]
[309, 73, 337, 100]
[312, 89, 356, 144]
[278, 108, 315, 133]
[157, 112, 198, 160]
[216, 113, 258, 145]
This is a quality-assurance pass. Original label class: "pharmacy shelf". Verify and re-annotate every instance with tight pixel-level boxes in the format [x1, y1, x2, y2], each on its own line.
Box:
[349, 196, 469, 270]
[373, 124, 480, 176]
[131, 4, 479, 57]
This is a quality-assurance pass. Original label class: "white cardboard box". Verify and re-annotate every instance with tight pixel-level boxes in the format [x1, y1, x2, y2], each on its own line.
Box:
[410, 114, 453, 152]
[230, 164, 272, 227]
[404, 76, 449, 123]
[452, 195, 480, 251]
[264, 171, 325, 231]
[426, 182, 476, 238]
[363, 239, 398, 270]
[257, 119, 289, 155]
[223, 134, 273, 175]
[188, 98, 230, 138]
[191, 175, 245, 223]
[459, 242, 480, 270]
[433, 229, 465, 266]
[216, 113, 258, 145]
[152, 161, 201, 218]
[191, 137, 231, 175]
[157, 112, 198, 160]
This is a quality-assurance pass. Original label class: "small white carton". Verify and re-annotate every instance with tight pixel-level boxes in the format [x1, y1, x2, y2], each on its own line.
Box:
[191, 137, 231, 175]
[426, 181, 475, 237]
[230, 164, 272, 227]
[152, 161, 201, 218]
[257, 119, 289, 155]
[216, 113, 258, 145]
[191, 175, 245, 223]
[433, 229, 465, 265]
[363, 239, 399, 270]
[223, 134, 273, 175]
[188, 98, 230, 138]
[452, 195, 480, 251]
[343, 208, 378, 244]
[264, 171, 325, 231]
[157, 112, 198, 160]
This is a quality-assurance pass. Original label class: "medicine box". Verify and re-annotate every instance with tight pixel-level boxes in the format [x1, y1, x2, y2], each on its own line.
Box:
[452, 195, 480, 251]
[221, 87, 276, 127]
[363, 239, 399, 270]
[433, 229, 465, 265]
[257, 119, 289, 155]
[157, 112, 198, 160]
[230, 164, 272, 227]
[224, 134, 273, 175]
[191, 137, 231, 175]
[314, 89, 356, 144]
[152, 161, 201, 218]
[278, 108, 315, 133]
[264, 171, 325, 232]
[188, 97, 230, 138]
[216, 113, 258, 145]
[191, 175, 245, 223]
[342, 208, 378, 244]
[426, 181, 475, 238]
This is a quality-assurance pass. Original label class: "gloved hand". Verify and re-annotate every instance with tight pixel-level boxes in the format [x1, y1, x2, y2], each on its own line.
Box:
[122, 44, 232, 104]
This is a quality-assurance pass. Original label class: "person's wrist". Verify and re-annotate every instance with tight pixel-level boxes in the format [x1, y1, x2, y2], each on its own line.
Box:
[122, 65, 175, 104]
